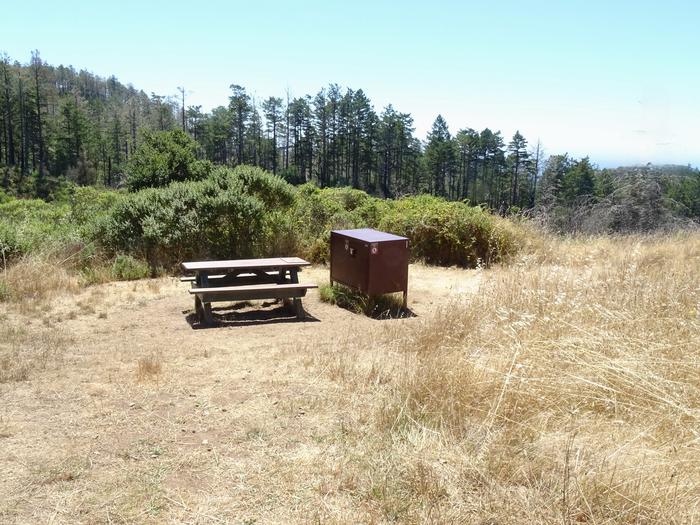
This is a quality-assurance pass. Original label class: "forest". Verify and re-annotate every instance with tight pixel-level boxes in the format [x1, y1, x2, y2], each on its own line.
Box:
[1, 51, 699, 233]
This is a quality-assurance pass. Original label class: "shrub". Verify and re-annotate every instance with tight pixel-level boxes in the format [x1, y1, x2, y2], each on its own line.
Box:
[291, 186, 525, 266]
[0, 196, 78, 261]
[291, 185, 390, 263]
[227, 165, 296, 209]
[125, 129, 213, 191]
[378, 195, 521, 266]
[111, 255, 150, 281]
[99, 166, 296, 269]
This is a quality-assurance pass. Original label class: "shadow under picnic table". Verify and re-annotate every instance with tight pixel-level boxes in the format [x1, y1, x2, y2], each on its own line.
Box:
[184, 300, 320, 329]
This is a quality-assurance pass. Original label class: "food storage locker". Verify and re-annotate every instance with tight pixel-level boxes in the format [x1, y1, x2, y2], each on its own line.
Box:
[330, 228, 409, 306]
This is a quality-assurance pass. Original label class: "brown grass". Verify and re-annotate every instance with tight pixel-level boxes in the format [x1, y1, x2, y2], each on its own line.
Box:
[136, 352, 163, 382]
[0, 254, 79, 311]
[312, 233, 700, 523]
[0, 233, 697, 524]
[0, 320, 72, 383]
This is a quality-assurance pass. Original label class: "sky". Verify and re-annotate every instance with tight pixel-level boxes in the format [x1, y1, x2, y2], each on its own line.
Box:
[3, 0, 699, 167]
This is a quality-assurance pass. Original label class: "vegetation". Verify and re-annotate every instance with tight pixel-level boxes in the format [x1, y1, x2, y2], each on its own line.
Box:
[1, 155, 527, 290]
[310, 234, 700, 522]
[319, 283, 408, 319]
[110, 255, 150, 281]
[1, 234, 697, 522]
[98, 165, 295, 269]
[1, 52, 697, 235]
[124, 129, 212, 191]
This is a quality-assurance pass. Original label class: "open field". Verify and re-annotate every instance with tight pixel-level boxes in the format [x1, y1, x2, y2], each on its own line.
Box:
[1, 235, 699, 524]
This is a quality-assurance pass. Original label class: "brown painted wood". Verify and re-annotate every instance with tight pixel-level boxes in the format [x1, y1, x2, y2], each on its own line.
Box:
[189, 283, 317, 294]
[189, 283, 318, 303]
[181, 257, 310, 273]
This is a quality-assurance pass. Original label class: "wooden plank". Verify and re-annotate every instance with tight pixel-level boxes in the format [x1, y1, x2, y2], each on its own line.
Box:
[189, 283, 317, 294]
[181, 257, 310, 272]
[180, 274, 227, 282]
[180, 271, 280, 282]
[189, 283, 318, 303]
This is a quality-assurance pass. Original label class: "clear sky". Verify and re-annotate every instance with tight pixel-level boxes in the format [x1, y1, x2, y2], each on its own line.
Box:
[3, 0, 698, 167]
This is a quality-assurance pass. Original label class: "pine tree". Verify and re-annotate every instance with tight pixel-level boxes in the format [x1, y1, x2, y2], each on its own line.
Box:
[228, 84, 251, 165]
[507, 131, 529, 208]
[424, 115, 456, 197]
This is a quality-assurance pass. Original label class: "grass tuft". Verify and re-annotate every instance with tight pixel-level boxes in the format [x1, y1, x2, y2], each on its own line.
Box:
[320, 283, 409, 319]
[136, 352, 163, 382]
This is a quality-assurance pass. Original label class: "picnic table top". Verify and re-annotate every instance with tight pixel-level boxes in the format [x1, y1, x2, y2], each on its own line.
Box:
[181, 257, 311, 273]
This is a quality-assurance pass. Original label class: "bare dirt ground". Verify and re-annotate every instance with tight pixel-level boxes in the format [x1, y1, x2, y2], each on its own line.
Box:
[0, 264, 480, 524]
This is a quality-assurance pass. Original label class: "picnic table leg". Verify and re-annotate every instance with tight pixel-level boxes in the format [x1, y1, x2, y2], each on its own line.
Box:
[195, 272, 215, 326]
[289, 268, 306, 320]
[277, 269, 291, 309]
[194, 295, 214, 326]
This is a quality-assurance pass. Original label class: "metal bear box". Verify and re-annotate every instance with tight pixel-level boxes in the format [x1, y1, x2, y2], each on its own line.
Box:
[330, 228, 409, 306]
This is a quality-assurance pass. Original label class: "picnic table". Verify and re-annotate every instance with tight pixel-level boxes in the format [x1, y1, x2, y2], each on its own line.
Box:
[180, 257, 317, 325]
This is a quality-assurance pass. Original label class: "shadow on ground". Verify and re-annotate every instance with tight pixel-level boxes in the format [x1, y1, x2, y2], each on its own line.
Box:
[185, 300, 320, 329]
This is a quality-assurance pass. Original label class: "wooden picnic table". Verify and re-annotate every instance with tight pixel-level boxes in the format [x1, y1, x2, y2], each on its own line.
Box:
[180, 257, 317, 325]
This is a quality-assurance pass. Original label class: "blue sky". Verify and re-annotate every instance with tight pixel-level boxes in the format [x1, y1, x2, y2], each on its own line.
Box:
[3, 0, 698, 167]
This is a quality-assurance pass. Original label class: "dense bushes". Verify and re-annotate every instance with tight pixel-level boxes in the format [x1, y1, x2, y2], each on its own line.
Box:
[0, 197, 75, 260]
[0, 186, 121, 263]
[125, 129, 213, 191]
[1, 165, 529, 283]
[289, 185, 389, 262]
[98, 165, 296, 268]
[378, 195, 521, 266]
[291, 186, 523, 266]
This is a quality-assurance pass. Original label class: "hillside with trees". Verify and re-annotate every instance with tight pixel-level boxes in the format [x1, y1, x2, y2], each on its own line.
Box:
[1, 52, 698, 232]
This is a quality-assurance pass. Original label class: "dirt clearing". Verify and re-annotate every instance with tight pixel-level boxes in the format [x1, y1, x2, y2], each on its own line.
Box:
[0, 264, 479, 524]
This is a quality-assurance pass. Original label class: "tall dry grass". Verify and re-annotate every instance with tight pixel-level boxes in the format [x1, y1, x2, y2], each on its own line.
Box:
[319, 233, 700, 523]
[0, 254, 80, 309]
[0, 320, 72, 383]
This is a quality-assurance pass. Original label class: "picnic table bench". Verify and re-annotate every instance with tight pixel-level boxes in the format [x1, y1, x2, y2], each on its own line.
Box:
[181, 257, 317, 325]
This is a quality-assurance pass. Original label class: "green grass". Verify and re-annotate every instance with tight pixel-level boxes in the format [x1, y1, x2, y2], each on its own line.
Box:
[111, 255, 150, 281]
[319, 283, 410, 319]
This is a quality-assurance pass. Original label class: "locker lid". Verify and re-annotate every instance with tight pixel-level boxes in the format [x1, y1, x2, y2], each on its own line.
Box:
[331, 228, 408, 243]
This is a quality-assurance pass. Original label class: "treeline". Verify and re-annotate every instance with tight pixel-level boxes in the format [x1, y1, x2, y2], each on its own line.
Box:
[1, 52, 698, 231]
[0, 52, 542, 208]
[0, 51, 176, 195]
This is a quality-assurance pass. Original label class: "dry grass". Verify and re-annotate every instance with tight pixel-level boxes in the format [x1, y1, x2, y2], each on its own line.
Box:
[312, 233, 700, 523]
[136, 352, 163, 382]
[0, 254, 79, 311]
[0, 320, 72, 383]
[1, 233, 698, 524]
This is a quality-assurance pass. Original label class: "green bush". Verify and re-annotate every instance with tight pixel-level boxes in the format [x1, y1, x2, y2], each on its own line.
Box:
[111, 255, 150, 281]
[1, 163, 527, 277]
[125, 129, 213, 191]
[292, 187, 522, 267]
[99, 165, 296, 269]
[0, 196, 79, 260]
[228, 165, 296, 209]
[291, 185, 390, 263]
[378, 195, 520, 266]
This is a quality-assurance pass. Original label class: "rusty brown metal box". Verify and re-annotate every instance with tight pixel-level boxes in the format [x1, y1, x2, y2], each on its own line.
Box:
[330, 228, 410, 305]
